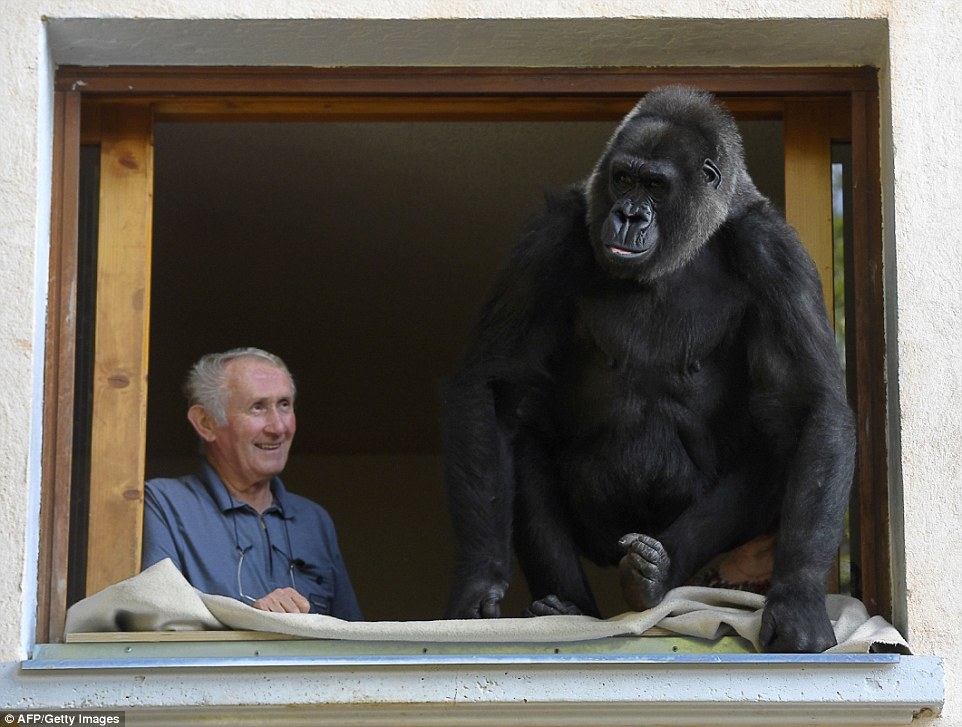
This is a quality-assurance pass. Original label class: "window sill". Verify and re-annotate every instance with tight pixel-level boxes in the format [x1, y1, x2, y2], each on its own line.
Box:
[18, 636, 944, 726]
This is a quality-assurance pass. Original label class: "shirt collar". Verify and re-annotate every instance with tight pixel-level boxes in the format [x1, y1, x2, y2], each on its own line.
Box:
[198, 460, 294, 520]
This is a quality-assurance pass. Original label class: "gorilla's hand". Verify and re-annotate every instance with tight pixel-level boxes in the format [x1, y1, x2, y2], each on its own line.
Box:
[446, 578, 508, 619]
[522, 594, 583, 617]
[618, 533, 672, 611]
[759, 584, 836, 653]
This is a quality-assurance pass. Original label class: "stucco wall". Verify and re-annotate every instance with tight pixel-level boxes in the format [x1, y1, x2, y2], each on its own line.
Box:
[0, 1, 959, 724]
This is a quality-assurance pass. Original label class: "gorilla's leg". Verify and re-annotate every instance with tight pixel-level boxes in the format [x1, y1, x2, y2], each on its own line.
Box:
[618, 469, 777, 611]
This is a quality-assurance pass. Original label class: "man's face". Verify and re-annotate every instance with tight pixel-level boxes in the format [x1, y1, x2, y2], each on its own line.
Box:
[205, 358, 297, 489]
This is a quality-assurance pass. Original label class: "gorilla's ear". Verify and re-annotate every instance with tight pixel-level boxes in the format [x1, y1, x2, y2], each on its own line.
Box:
[702, 159, 722, 190]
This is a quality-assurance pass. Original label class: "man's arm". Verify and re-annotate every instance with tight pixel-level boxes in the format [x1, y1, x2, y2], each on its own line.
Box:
[141, 481, 184, 571]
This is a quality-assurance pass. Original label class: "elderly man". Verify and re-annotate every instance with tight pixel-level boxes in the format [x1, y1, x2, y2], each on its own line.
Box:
[142, 347, 363, 619]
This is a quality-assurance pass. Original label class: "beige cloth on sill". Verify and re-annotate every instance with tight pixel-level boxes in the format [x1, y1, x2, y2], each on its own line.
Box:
[64, 558, 910, 654]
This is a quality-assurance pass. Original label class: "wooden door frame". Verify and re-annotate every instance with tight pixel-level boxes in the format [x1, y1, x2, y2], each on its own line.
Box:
[40, 66, 885, 642]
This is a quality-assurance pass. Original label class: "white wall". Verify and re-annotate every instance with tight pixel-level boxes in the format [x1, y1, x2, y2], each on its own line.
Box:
[1, 2, 959, 724]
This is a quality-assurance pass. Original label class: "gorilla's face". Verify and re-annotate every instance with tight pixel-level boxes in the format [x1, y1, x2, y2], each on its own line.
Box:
[599, 153, 671, 260]
[587, 107, 731, 284]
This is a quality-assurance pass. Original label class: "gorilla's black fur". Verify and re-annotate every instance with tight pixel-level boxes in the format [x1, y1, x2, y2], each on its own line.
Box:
[441, 86, 855, 653]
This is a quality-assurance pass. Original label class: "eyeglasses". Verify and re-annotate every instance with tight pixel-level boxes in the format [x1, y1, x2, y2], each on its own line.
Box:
[235, 545, 297, 604]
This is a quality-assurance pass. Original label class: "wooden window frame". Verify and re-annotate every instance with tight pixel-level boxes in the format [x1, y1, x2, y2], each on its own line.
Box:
[39, 66, 885, 643]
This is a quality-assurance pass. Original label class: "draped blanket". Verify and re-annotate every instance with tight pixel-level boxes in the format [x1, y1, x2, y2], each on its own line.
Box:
[65, 559, 910, 654]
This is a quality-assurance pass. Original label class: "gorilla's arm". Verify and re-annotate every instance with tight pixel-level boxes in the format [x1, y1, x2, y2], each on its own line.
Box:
[735, 207, 856, 652]
[442, 188, 590, 619]
[513, 435, 601, 617]
[441, 371, 515, 618]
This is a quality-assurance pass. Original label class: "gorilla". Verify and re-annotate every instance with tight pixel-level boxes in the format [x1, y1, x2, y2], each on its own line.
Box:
[440, 86, 856, 653]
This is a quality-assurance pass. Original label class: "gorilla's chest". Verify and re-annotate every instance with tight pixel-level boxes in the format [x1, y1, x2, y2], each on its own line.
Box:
[554, 270, 749, 539]
[562, 269, 747, 426]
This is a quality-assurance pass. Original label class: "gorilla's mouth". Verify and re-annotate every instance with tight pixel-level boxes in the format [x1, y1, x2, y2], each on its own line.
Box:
[601, 211, 655, 259]
[607, 243, 649, 258]
[605, 233, 655, 258]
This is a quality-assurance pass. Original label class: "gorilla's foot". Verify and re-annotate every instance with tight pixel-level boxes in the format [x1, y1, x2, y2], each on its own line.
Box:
[522, 594, 583, 617]
[618, 533, 671, 611]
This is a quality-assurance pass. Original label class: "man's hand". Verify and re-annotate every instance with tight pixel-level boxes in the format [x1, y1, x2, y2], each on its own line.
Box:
[251, 587, 310, 613]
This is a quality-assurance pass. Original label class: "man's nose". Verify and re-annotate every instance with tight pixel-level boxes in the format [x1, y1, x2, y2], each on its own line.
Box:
[264, 407, 289, 433]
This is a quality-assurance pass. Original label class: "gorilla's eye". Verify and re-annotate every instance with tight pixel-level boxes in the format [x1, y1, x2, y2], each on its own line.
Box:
[645, 176, 668, 197]
[613, 171, 633, 190]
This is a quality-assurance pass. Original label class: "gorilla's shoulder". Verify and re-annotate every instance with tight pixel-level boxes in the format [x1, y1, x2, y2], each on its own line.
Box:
[480, 185, 589, 320]
[720, 199, 823, 295]
[515, 184, 591, 260]
[540, 184, 589, 219]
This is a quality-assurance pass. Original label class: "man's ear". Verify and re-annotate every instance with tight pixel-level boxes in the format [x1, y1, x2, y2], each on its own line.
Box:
[187, 404, 218, 442]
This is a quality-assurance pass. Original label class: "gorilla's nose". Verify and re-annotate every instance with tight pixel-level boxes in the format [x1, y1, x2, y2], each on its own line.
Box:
[614, 198, 652, 226]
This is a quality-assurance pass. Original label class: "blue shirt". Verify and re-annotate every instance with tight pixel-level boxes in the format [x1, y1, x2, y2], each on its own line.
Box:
[142, 461, 363, 620]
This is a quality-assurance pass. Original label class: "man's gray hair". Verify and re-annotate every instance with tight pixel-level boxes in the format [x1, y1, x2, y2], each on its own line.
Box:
[185, 347, 296, 425]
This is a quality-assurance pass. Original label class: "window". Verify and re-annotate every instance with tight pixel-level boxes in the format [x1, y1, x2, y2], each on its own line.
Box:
[40, 66, 888, 643]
